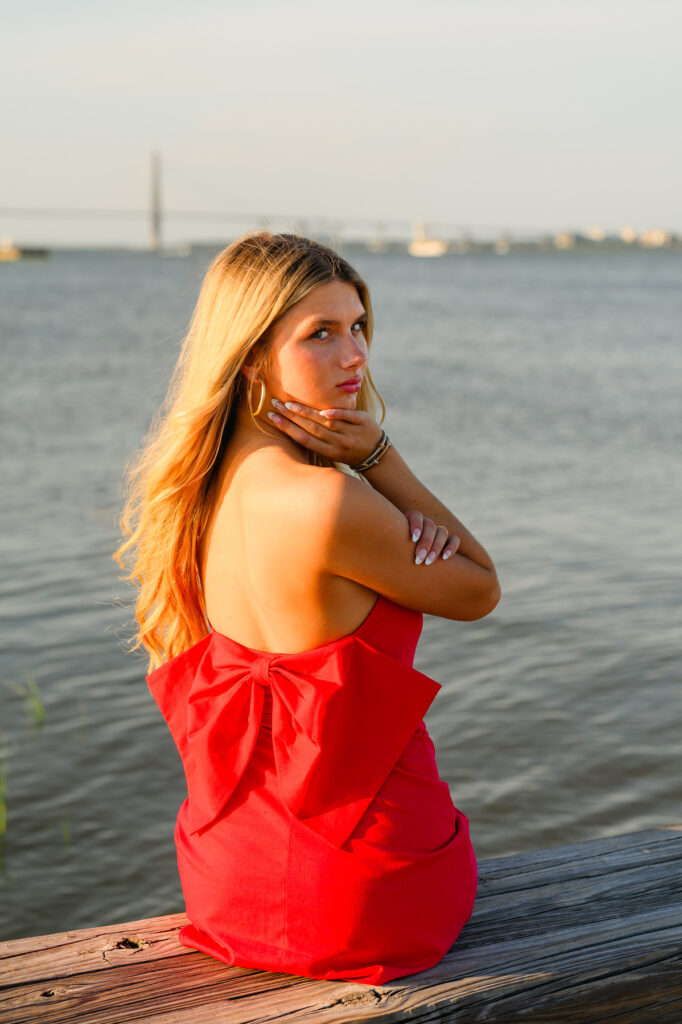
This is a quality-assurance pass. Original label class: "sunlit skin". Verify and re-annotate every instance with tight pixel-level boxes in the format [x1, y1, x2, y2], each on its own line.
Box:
[233, 279, 374, 454]
[196, 275, 502, 652]
[230, 278, 461, 564]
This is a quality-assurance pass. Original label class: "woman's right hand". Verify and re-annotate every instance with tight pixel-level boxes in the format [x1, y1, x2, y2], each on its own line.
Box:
[406, 511, 461, 566]
[267, 399, 383, 467]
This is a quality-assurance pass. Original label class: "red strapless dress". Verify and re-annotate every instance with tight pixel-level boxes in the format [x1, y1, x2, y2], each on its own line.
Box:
[146, 593, 477, 985]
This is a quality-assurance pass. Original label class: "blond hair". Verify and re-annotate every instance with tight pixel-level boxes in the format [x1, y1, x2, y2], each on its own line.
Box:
[113, 231, 385, 670]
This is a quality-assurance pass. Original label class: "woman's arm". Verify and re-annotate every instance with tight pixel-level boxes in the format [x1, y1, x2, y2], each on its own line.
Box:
[360, 444, 496, 573]
[268, 399, 495, 576]
[309, 467, 500, 622]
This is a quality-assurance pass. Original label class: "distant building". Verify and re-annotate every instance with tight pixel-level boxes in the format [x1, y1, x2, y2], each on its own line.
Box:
[639, 228, 670, 248]
[619, 226, 637, 244]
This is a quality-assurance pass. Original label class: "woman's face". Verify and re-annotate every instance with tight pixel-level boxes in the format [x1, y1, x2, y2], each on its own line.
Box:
[254, 278, 369, 411]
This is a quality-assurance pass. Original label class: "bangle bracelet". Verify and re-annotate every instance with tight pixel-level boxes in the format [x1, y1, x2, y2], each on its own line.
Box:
[350, 429, 392, 473]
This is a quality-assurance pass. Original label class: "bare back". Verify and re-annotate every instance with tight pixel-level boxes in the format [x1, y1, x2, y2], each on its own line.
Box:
[199, 442, 378, 654]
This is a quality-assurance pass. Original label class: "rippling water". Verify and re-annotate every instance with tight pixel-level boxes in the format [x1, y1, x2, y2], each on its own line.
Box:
[1, 246, 680, 940]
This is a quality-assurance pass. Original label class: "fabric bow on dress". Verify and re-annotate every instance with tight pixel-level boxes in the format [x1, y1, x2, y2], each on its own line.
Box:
[146, 630, 441, 849]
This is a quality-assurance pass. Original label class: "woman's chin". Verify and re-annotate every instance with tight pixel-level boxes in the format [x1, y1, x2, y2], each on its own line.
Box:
[331, 390, 358, 408]
[290, 389, 358, 411]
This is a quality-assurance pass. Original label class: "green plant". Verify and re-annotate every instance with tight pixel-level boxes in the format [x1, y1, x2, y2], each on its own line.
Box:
[3, 675, 46, 728]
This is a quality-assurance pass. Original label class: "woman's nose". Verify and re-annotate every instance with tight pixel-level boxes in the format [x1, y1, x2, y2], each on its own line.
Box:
[341, 333, 368, 369]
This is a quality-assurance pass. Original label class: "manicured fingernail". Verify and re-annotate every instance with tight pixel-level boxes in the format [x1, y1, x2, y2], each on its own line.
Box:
[442, 550, 452, 560]
[271, 398, 282, 407]
[267, 412, 281, 423]
[415, 548, 427, 565]
[284, 401, 300, 412]
[425, 552, 436, 565]
[412, 529, 421, 542]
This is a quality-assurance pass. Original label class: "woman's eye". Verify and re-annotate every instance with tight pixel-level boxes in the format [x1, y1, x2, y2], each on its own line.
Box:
[310, 321, 365, 341]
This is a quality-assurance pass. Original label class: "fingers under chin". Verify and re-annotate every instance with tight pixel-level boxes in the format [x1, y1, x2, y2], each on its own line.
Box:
[268, 412, 335, 455]
[321, 406, 363, 422]
[275, 404, 342, 437]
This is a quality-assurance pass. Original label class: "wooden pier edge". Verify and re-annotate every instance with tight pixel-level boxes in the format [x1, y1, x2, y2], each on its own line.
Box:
[1, 825, 681, 1024]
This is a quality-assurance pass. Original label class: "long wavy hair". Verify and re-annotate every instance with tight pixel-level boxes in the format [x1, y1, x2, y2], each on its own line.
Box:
[114, 231, 385, 671]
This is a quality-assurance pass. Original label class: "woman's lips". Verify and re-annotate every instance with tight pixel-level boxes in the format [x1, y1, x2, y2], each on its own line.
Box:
[337, 378, 362, 393]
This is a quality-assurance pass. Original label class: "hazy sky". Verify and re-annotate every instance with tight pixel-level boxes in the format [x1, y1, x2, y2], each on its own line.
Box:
[2, 0, 680, 246]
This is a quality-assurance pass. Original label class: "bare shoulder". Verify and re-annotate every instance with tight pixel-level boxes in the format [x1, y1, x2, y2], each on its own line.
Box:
[233, 454, 363, 543]
[259, 461, 387, 566]
[283, 462, 372, 522]
[279, 462, 425, 557]
[272, 462, 366, 538]
[298, 464, 501, 623]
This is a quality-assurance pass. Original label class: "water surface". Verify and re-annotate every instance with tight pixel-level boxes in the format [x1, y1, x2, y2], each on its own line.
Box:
[1, 247, 680, 940]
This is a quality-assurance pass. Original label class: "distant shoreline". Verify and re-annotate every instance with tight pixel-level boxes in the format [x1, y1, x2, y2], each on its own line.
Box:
[6, 239, 681, 257]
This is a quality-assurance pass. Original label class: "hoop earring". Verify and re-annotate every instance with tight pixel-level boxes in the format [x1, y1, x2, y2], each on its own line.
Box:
[251, 377, 266, 417]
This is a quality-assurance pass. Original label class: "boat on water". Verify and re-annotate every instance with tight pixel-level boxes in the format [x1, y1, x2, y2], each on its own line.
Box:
[407, 221, 448, 258]
[0, 238, 49, 262]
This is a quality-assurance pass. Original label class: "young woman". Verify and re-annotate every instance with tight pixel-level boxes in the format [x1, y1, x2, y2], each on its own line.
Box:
[115, 231, 500, 985]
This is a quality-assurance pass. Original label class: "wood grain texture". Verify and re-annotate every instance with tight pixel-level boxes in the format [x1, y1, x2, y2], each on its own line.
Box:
[1, 825, 680, 1023]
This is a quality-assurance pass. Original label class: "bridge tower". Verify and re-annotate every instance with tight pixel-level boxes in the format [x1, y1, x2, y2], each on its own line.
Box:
[150, 150, 162, 251]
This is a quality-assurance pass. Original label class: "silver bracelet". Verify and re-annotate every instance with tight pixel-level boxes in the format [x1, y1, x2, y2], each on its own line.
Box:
[350, 429, 392, 473]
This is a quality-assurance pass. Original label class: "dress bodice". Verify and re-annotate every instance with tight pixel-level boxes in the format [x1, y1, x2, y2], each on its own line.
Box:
[146, 594, 442, 848]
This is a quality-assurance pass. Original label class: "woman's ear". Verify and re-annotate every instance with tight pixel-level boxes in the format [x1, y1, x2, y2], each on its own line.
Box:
[241, 342, 268, 383]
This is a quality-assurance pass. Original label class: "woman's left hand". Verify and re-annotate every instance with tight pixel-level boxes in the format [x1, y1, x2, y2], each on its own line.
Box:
[267, 399, 382, 466]
[406, 511, 461, 565]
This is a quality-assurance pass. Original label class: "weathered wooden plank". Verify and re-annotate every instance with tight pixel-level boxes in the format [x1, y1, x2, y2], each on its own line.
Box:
[0, 915, 191, 987]
[1, 825, 680, 1024]
[3, 912, 681, 1024]
[478, 825, 682, 883]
